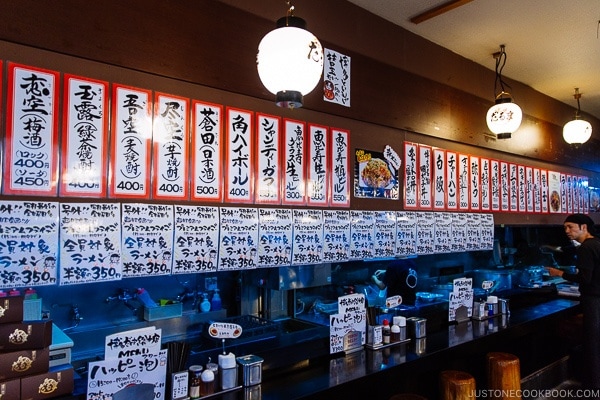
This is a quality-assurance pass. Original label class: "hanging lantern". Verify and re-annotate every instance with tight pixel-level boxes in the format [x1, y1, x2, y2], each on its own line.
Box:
[257, 5, 323, 108]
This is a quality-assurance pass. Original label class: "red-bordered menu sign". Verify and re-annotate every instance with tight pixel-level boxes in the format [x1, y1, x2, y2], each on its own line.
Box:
[192, 100, 223, 202]
[480, 157, 491, 211]
[109, 84, 152, 198]
[255, 113, 281, 204]
[282, 118, 306, 205]
[60, 74, 109, 197]
[469, 156, 480, 211]
[330, 128, 350, 207]
[445, 151, 458, 210]
[418, 145, 433, 209]
[224, 107, 254, 203]
[153, 92, 189, 200]
[403, 142, 418, 209]
[307, 123, 329, 206]
[4, 63, 59, 196]
[432, 148, 446, 210]
[458, 153, 469, 211]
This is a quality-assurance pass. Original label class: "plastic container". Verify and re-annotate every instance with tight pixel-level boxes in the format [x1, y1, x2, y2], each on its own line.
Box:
[200, 369, 215, 396]
[200, 294, 211, 312]
[393, 316, 407, 341]
[137, 288, 158, 308]
[219, 352, 237, 390]
[211, 289, 222, 311]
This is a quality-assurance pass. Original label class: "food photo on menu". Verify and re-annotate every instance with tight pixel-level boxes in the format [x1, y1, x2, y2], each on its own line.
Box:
[354, 148, 399, 199]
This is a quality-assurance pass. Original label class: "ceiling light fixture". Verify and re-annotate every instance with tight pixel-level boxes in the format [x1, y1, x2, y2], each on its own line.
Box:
[485, 45, 522, 139]
[256, 1, 323, 109]
[563, 88, 592, 146]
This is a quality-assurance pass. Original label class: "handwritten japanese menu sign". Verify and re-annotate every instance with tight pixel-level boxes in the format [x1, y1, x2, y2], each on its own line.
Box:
[87, 327, 166, 400]
[451, 213, 467, 252]
[469, 156, 480, 211]
[434, 213, 452, 254]
[292, 209, 324, 265]
[404, 142, 418, 209]
[225, 108, 253, 203]
[396, 211, 417, 257]
[173, 205, 219, 274]
[4, 63, 59, 196]
[466, 214, 482, 251]
[330, 128, 351, 207]
[349, 210, 374, 260]
[481, 158, 491, 211]
[283, 119, 306, 205]
[480, 213, 495, 250]
[448, 277, 473, 322]
[307, 124, 329, 206]
[509, 163, 518, 212]
[433, 148, 446, 210]
[323, 48, 351, 107]
[0, 201, 59, 288]
[517, 165, 526, 212]
[526, 167, 535, 213]
[374, 211, 396, 258]
[255, 113, 281, 204]
[500, 162, 510, 212]
[540, 169, 549, 213]
[458, 153, 469, 211]
[258, 208, 293, 268]
[329, 293, 366, 354]
[61, 75, 108, 197]
[218, 207, 258, 270]
[121, 204, 174, 278]
[110, 84, 152, 198]
[153, 93, 189, 200]
[322, 210, 350, 263]
[490, 159, 500, 211]
[192, 101, 223, 202]
[415, 212, 435, 255]
[419, 145, 433, 208]
[446, 151, 458, 210]
[59, 203, 122, 285]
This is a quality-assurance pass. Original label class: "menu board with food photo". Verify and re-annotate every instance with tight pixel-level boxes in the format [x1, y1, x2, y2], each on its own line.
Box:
[354, 148, 399, 199]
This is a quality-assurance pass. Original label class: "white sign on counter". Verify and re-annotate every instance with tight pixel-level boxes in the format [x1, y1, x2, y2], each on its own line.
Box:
[329, 293, 366, 354]
[448, 277, 473, 322]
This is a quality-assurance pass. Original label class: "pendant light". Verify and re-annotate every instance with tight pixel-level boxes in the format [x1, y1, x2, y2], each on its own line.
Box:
[563, 88, 592, 146]
[485, 45, 522, 139]
[256, 1, 323, 109]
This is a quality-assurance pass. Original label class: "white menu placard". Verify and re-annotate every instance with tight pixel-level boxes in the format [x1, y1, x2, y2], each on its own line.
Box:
[173, 205, 219, 274]
[218, 207, 259, 270]
[458, 154, 470, 211]
[469, 156, 480, 211]
[374, 211, 396, 258]
[404, 142, 418, 209]
[330, 128, 351, 207]
[446, 151, 458, 210]
[307, 124, 329, 206]
[59, 203, 122, 285]
[434, 213, 452, 254]
[225, 108, 254, 203]
[255, 113, 281, 204]
[0, 201, 59, 288]
[192, 101, 223, 202]
[322, 210, 351, 263]
[466, 213, 482, 251]
[258, 208, 293, 267]
[329, 293, 366, 354]
[396, 211, 417, 257]
[418, 145, 433, 209]
[490, 159, 500, 211]
[433, 148, 447, 210]
[350, 210, 375, 260]
[292, 209, 324, 265]
[480, 158, 490, 211]
[449, 277, 473, 321]
[451, 213, 467, 252]
[416, 212, 435, 255]
[548, 171, 561, 213]
[283, 119, 306, 205]
[121, 204, 174, 277]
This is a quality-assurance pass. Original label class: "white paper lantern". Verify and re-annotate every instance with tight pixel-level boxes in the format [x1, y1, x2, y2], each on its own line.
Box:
[563, 119, 592, 145]
[486, 100, 523, 139]
[257, 17, 323, 108]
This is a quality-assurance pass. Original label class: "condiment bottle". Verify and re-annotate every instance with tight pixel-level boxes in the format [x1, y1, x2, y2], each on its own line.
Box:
[390, 321, 401, 342]
[219, 352, 237, 390]
[200, 368, 215, 396]
[382, 319, 391, 344]
[200, 294, 211, 312]
[188, 365, 203, 399]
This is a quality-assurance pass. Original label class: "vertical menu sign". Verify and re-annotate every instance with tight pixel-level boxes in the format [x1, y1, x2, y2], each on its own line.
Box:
[445, 151, 458, 210]
[480, 158, 491, 211]
[225, 108, 254, 203]
[218, 207, 259, 270]
[307, 124, 329, 206]
[458, 154, 470, 211]
[432, 148, 446, 210]
[258, 208, 293, 268]
[0, 201, 59, 288]
[469, 156, 480, 211]
[416, 212, 435, 255]
[490, 160, 500, 211]
[292, 209, 324, 265]
[500, 162, 510, 212]
[192, 101, 223, 202]
[509, 164, 518, 212]
[4, 63, 59, 196]
[349, 210, 374, 260]
[418, 145, 433, 209]
[283, 119, 306, 205]
[517, 165, 526, 212]
[533, 168, 542, 213]
[59, 203, 122, 285]
[255, 113, 281, 204]
[451, 213, 467, 252]
[110, 84, 152, 198]
[61, 75, 109, 197]
[374, 211, 396, 258]
[330, 128, 351, 207]
[548, 171, 562, 213]
[153, 93, 189, 200]
[322, 210, 350, 263]
[173, 205, 219, 274]
[540, 170, 549, 213]
[403, 142, 418, 209]
[434, 213, 452, 254]
[121, 204, 174, 278]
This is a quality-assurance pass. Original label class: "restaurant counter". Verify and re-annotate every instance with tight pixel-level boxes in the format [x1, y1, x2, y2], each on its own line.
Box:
[59, 296, 580, 400]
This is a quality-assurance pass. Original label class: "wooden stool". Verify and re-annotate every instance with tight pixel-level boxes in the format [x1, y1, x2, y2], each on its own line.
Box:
[389, 394, 427, 400]
[486, 352, 522, 399]
[440, 370, 476, 400]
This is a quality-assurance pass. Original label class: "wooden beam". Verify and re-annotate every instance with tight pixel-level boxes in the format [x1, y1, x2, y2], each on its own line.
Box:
[410, 0, 475, 24]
